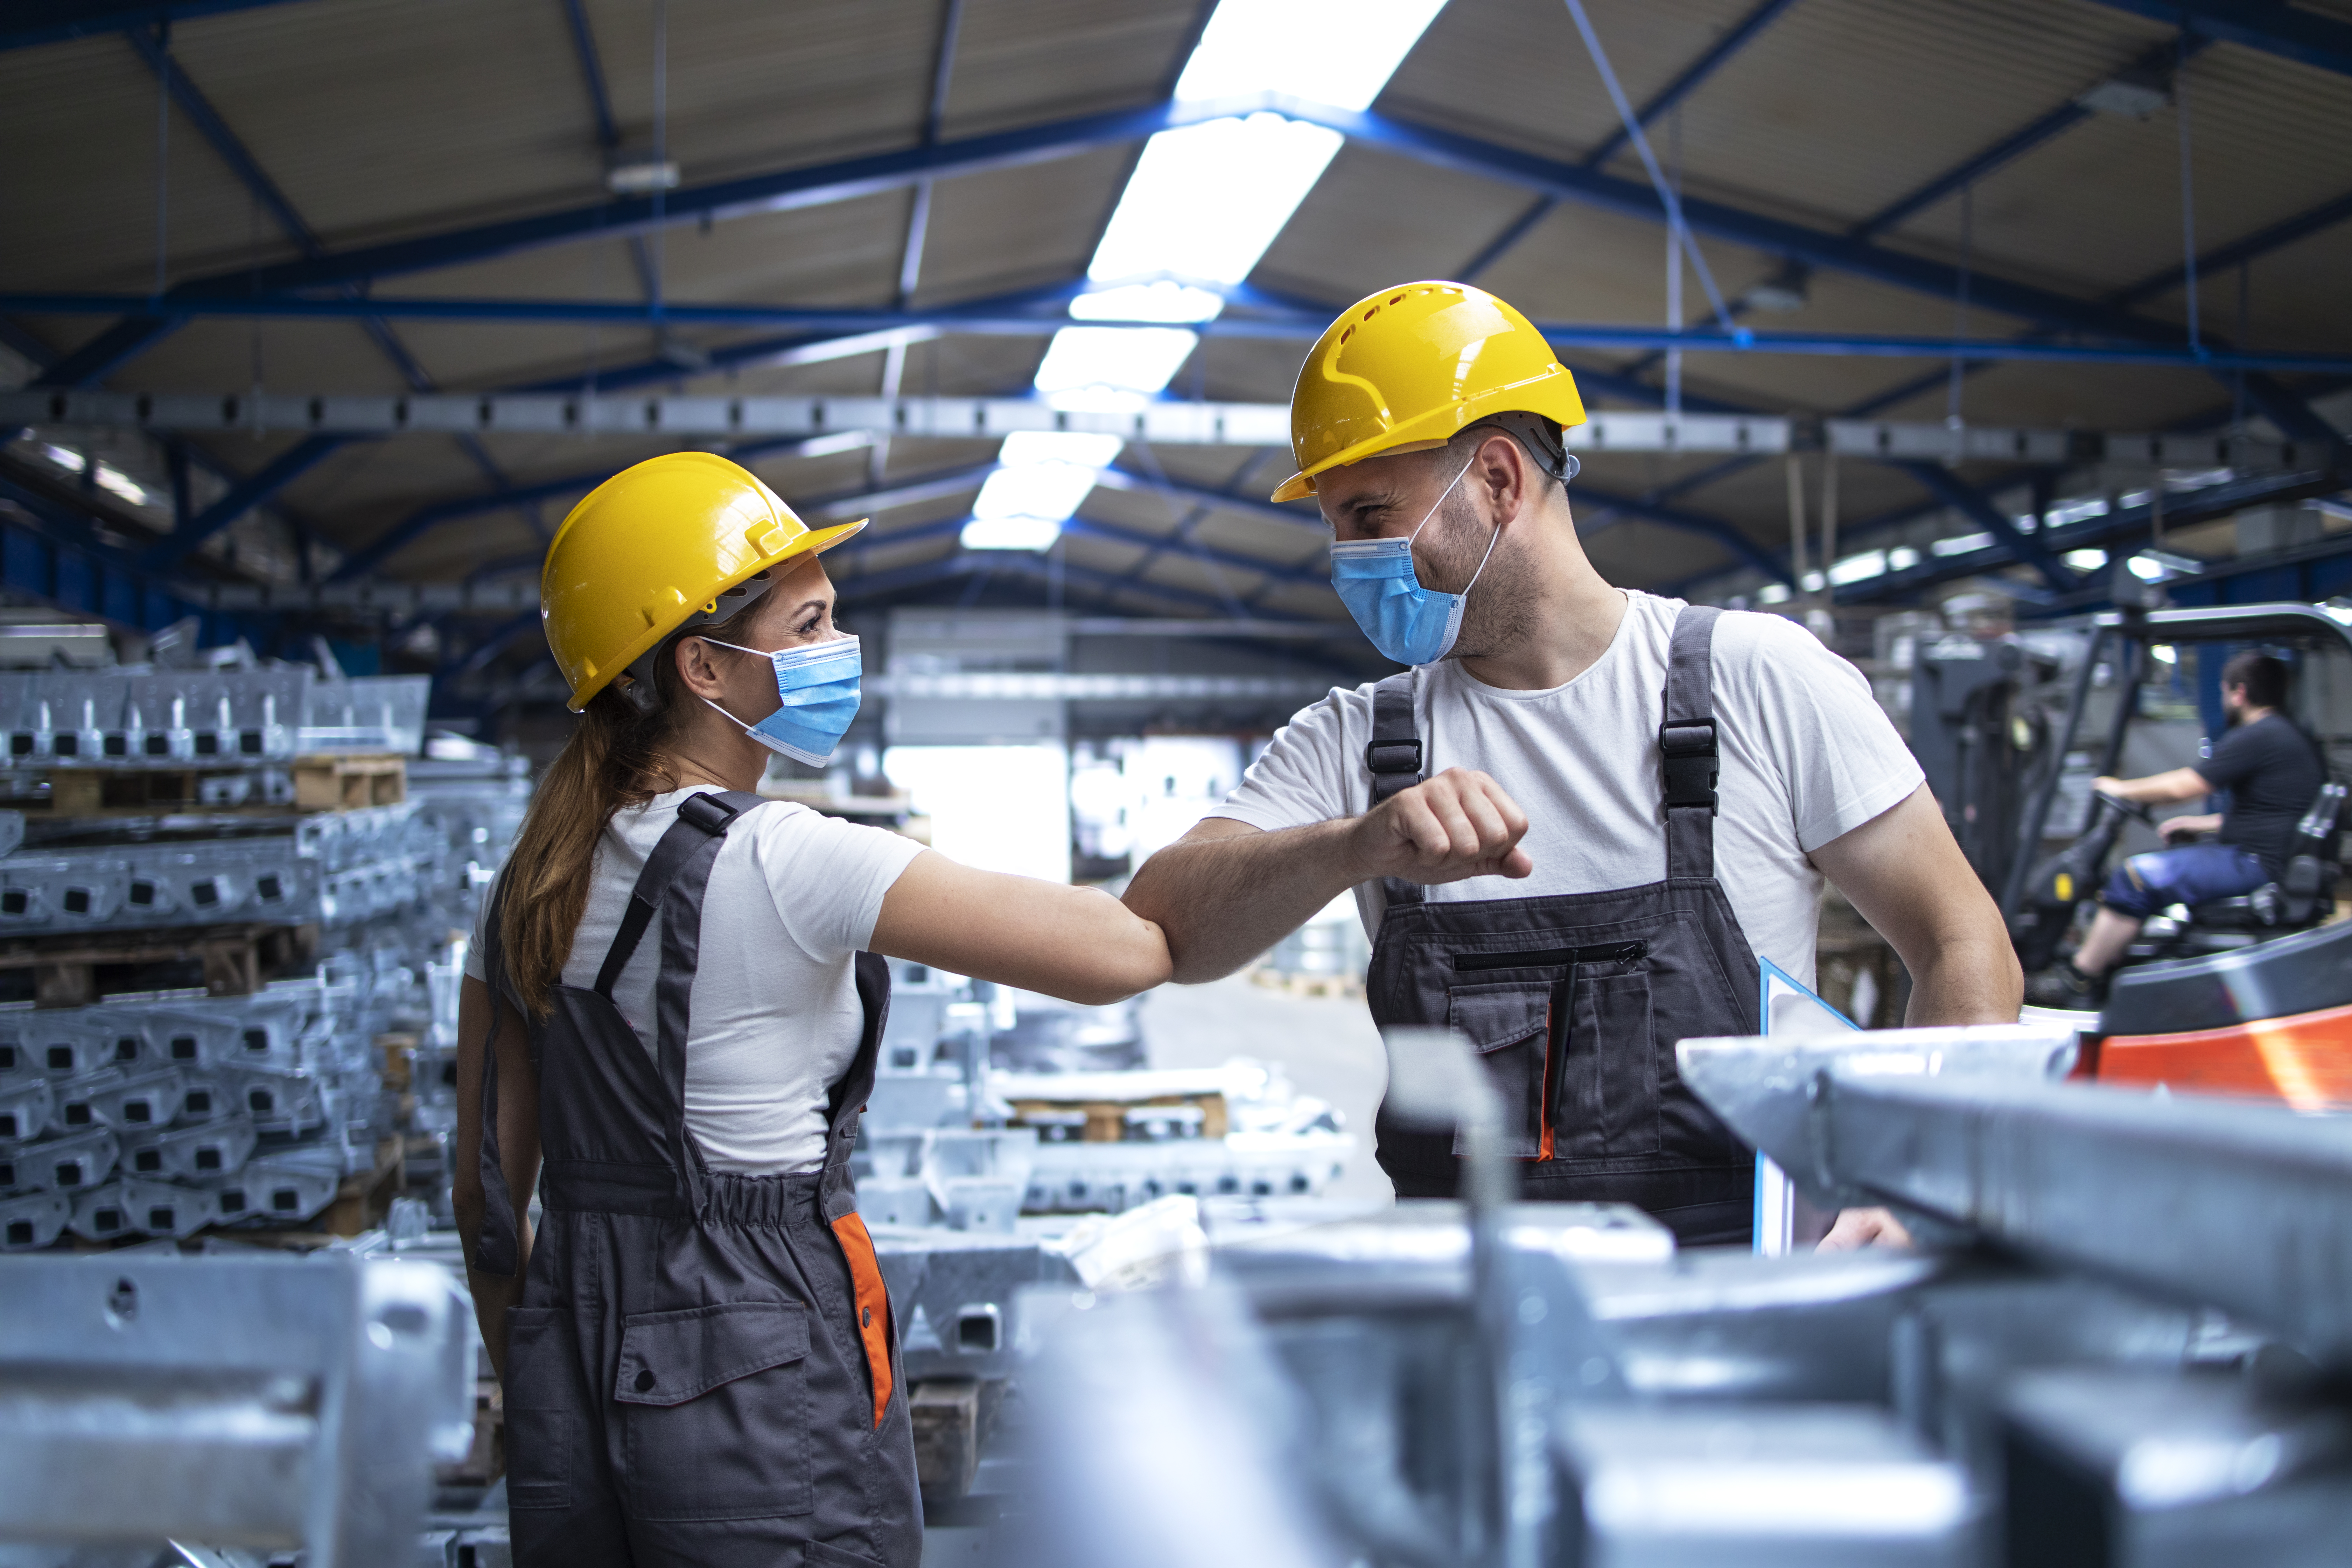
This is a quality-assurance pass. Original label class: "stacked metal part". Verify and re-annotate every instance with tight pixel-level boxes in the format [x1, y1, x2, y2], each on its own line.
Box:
[0, 663, 530, 1252]
[1017, 1024, 2352, 1568]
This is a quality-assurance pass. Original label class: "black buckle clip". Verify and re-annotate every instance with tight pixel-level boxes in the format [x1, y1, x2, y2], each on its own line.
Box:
[1660, 720, 1718, 815]
[1365, 738, 1423, 778]
[678, 792, 744, 834]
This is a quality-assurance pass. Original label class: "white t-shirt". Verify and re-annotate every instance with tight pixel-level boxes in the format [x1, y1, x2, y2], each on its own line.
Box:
[1207, 591, 1923, 988]
[468, 788, 923, 1174]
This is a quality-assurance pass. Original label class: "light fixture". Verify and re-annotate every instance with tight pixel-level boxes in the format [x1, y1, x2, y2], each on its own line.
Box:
[1932, 532, 1994, 557]
[2075, 68, 2170, 120]
[999, 431, 1124, 468]
[1826, 549, 1888, 585]
[605, 157, 681, 195]
[2064, 548, 2109, 572]
[1742, 259, 1810, 315]
[961, 430, 1129, 553]
[2127, 555, 2167, 582]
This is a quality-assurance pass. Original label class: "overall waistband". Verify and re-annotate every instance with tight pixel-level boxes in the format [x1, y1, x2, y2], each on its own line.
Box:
[540, 1159, 828, 1227]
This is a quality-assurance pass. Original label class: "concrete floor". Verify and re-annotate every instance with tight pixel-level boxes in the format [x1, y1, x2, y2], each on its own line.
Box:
[1136, 972, 1395, 1205]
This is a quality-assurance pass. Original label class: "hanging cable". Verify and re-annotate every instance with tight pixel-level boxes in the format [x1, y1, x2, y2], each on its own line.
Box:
[152, 22, 170, 300]
[2231, 261, 2250, 439]
[1785, 453, 1808, 603]
[2176, 31, 2200, 355]
[651, 0, 668, 320]
[1561, 0, 1743, 339]
[1947, 184, 1973, 435]
[1665, 107, 1684, 420]
[1820, 452, 1840, 594]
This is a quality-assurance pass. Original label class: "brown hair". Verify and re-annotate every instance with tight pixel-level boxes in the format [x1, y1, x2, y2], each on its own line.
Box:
[2221, 649, 2290, 710]
[496, 599, 762, 1015]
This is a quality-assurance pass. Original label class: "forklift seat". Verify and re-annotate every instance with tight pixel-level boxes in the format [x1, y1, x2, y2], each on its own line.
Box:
[2177, 780, 2347, 946]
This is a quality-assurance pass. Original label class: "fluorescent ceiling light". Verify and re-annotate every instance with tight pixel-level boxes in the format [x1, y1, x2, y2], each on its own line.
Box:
[961, 514, 1065, 552]
[1827, 550, 1887, 585]
[1000, 431, 1124, 468]
[1088, 114, 1342, 286]
[1071, 282, 1226, 324]
[2128, 556, 2168, 583]
[1932, 532, 1994, 557]
[1175, 0, 1449, 110]
[1887, 546, 1920, 571]
[2063, 548, 2109, 572]
[606, 158, 681, 195]
[974, 462, 1099, 524]
[93, 467, 150, 506]
[40, 444, 86, 473]
[1032, 326, 1201, 409]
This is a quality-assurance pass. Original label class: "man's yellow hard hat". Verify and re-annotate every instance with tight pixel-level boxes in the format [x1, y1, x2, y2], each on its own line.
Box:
[541, 451, 866, 711]
[1271, 281, 1586, 504]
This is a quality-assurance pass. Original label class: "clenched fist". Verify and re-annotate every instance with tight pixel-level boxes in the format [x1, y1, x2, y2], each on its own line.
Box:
[1347, 767, 1534, 885]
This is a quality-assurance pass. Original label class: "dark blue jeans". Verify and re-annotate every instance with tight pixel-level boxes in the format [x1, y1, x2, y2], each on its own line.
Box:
[2100, 843, 2268, 919]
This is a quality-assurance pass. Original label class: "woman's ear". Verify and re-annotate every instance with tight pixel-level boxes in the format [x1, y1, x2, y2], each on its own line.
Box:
[672, 635, 730, 700]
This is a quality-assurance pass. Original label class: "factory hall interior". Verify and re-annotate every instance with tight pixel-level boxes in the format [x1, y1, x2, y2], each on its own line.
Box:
[9, 0, 2352, 1564]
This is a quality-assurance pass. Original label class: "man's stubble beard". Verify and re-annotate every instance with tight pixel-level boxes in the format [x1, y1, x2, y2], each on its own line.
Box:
[1427, 485, 1540, 663]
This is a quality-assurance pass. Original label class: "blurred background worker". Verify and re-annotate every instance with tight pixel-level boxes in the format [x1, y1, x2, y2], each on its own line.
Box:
[2035, 651, 2326, 1005]
[1123, 282, 2021, 1249]
[453, 454, 1169, 1568]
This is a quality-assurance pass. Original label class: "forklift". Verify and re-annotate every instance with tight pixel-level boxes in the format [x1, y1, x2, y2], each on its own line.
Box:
[1992, 602, 2352, 1107]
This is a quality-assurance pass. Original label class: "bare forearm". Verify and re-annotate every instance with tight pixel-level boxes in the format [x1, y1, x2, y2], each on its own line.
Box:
[1125, 819, 1365, 983]
[1902, 933, 2022, 1026]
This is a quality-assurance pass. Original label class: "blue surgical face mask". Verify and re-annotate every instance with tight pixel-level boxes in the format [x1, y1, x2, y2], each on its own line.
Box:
[1328, 458, 1501, 666]
[698, 633, 862, 767]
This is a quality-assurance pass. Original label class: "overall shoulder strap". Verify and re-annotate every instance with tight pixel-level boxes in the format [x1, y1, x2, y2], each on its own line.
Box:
[1366, 671, 1423, 805]
[1661, 605, 1723, 881]
[592, 790, 763, 996]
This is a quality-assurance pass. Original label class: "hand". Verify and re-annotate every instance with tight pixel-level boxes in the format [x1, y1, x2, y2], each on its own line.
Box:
[2160, 818, 2196, 844]
[2092, 776, 2121, 797]
[1816, 1206, 1913, 1251]
[1347, 767, 1533, 886]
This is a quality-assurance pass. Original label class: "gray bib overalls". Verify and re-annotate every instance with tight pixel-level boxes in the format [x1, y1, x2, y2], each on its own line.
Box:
[473, 790, 920, 1568]
[1364, 605, 1760, 1246]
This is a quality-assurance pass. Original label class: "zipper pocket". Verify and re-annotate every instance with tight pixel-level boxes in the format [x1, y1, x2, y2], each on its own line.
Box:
[1452, 940, 1647, 972]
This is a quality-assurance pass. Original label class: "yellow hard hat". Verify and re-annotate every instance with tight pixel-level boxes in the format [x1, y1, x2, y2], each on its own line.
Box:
[1271, 280, 1586, 504]
[541, 451, 866, 710]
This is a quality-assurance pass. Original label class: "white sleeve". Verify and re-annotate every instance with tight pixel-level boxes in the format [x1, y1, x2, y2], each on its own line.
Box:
[1205, 683, 1371, 832]
[1726, 614, 1924, 853]
[749, 804, 925, 959]
[463, 867, 497, 981]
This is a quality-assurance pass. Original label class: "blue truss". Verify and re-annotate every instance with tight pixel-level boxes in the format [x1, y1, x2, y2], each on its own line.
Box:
[0, 0, 308, 52]
[2077, 1, 2352, 80]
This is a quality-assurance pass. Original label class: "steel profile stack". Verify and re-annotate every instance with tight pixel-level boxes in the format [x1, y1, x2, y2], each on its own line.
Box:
[0, 658, 528, 1251]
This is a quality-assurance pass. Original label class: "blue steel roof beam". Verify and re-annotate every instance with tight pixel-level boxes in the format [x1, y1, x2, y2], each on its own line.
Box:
[183, 100, 1218, 299]
[2076, 0, 2352, 81]
[559, 0, 621, 152]
[2112, 185, 2352, 306]
[141, 434, 345, 569]
[1579, 0, 1804, 169]
[1892, 459, 2076, 594]
[30, 313, 181, 390]
[1852, 36, 2210, 241]
[1458, 196, 1556, 282]
[0, 0, 313, 52]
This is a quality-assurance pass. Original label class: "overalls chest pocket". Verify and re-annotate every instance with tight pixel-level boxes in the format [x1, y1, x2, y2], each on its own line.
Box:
[1447, 941, 1658, 1164]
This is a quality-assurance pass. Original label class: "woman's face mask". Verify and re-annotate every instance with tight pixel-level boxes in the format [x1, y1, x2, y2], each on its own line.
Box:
[696, 632, 861, 767]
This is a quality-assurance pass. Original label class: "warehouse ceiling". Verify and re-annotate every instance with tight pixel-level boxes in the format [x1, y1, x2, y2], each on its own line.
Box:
[2, 0, 2350, 689]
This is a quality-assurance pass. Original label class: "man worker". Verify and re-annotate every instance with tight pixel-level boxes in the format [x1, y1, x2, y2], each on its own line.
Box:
[1121, 281, 2022, 1248]
[2034, 651, 2325, 1004]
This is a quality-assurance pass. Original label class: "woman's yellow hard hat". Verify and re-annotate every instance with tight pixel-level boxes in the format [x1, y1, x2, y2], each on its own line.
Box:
[1271, 281, 1586, 504]
[541, 451, 865, 710]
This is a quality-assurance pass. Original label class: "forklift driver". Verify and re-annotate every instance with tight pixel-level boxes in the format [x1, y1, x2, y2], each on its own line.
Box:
[2035, 652, 2323, 1005]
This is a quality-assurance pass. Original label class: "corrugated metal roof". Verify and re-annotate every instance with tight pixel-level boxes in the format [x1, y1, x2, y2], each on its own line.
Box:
[1, 0, 2345, 620]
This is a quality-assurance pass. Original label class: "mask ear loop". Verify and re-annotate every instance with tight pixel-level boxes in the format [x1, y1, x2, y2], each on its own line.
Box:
[1407, 457, 1504, 599]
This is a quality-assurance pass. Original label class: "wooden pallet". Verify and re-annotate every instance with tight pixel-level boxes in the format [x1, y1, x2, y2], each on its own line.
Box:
[293, 753, 405, 810]
[1009, 1091, 1230, 1143]
[0, 920, 316, 1007]
[320, 1136, 407, 1237]
[1249, 964, 1365, 1001]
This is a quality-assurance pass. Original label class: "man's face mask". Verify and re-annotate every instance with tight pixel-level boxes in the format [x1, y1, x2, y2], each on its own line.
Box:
[1326, 458, 1499, 667]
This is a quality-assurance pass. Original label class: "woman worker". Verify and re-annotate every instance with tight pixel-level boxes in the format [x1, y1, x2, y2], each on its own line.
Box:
[452, 452, 1172, 1568]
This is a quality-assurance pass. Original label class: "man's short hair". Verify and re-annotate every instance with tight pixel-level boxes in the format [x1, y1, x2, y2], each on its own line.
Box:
[1444, 412, 1575, 492]
[2221, 650, 2290, 709]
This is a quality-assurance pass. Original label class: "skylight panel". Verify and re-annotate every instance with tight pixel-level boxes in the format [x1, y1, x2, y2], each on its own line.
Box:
[974, 461, 1101, 525]
[1000, 431, 1125, 468]
[961, 514, 1068, 552]
[1032, 326, 1203, 412]
[1087, 114, 1343, 287]
[1174, 0, 1450, 110]
[1070, 282, 1226, 324]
